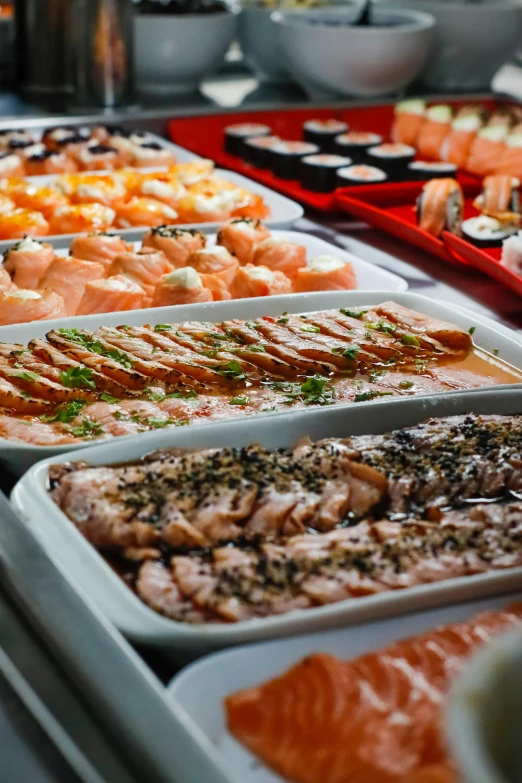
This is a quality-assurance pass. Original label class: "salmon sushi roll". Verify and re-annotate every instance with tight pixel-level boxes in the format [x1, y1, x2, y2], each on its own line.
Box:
[0, 209, 49, 240]
[132, 174, 186, 210]
[417, 178, 463, 237]
[3, 237, 56, 289]
[0, 265, 14, 292]
[69, 175, 126, 207]
[38, 256, 106, 316]
[25, 150, 78, 176]
[416, 104, 453, 160]
[76, 274, 146, 316]
[107, 248, 173, 302]
[76, 143, 127, 171]
[0, 152, 25, 178]
[494, 130, 522, 179]
[392, 98, 426, 146]
[175, 193, 232, 224]
[171, 160, 215, 186]
[198, 272, 232, 301]
[9, 183, 69, 221]
[466, 125, 510, 177]
[49, 203, 116, 235]
[188, 246, 238, 287]
[473, 175, 520, 224]
[0, 130, 36, 150]
[70, 232, 131, 270]
[42, 127, 90, 152]
[216, 217, 271, 264]
[114, 197, 178, 228]
[440, 107, 486, 168]
[0, 194, 17, 214]
[152, 267, 213, 308]
[230, 264, 293, 299]
[293, 254, 357, 292]
[253, 236, 307, 279]
[128, 142, 177, 169]
[232, 191, 270, 221]
[141, 226, 207, 267]
[0, 288, 66, 325]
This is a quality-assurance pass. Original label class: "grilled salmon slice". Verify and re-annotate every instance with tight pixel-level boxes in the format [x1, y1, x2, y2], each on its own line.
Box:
[0, 358, 96, 404]
[0, 374, 51, 414]
[0, 416, 76, 445]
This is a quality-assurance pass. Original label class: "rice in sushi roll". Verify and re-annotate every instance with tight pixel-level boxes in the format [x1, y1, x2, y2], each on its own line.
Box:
[270, 141, 319, 179]
[300, 154, 352, 192]
[416, 178, 463, 237]
[243, 135, 281, 168]
[366, 143, 415, 181]
[334, 132, 383, 163]
[302, 119, 349, 152]
[473, 175, 520, 225]
[462, 215, 517, 248]
[336, 164, 387, 187]
[224, 123, 271, 156]
[408, 161, 458, 181]
[501, 230, 522, 274]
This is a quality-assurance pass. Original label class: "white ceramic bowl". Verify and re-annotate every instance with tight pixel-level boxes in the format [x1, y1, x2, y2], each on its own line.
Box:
[134, 10, 239, 94]
[383, 0, 522, 90]
[272, 6, 435, 99]
[447, 628, 522, 783]
[239, 7, 291, 83]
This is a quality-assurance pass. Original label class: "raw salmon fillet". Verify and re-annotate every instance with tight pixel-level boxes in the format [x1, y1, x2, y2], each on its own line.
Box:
[226, 604, 522, 783]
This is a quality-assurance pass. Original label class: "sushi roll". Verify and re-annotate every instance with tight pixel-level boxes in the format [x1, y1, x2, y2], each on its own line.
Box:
[70, 232, 132, 271]
[253, 236, 307, 279]
[142, 226, 207, 267]
[224, 123, 271, 156]
[229, 264, 292, 299]
[473, 175, 520, 224]
[76, 143, 126, 171]
[407, 161, 458, 181]
[494, 129, 522, 179]
[217, 217, 270, 265]
[336, 164, 387, 187]
[76, 275, 146, 316]
[152, 268, 213, 308]
[462, 215, 517, 248]
[0, 209, 50, 240]
[48, 203, 115, 236]
[270, 141, 319, 180]
[333, 132, 382, 163]
[108, 248, 173, 303]
[25, 149, 78, 175]
[38, 256, 105, 317]
[243, 135, 281, 168]
[3, 237, 56, 290]
[440, 106, 487, 168]
[293, 255, 356, 292]
[366, 143, 415, 181]
[392, 99, 426, 146]
[416, 178, 463, 237]
[0, 152, 25, 178]
[302, 119, 349, 152]
[300, 154, 352, 192]
[466, 125, 510, 177]
[129, 142, 177, 169]
[0, 289, 66, 326]
[416, 104, 453, 161]
[501, 230, 522, 274]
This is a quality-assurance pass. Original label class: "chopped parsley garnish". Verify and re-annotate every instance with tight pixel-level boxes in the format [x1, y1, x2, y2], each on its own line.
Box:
[57, 330, 134, 369]
[68, 418, 104, 438]
[100, 392, 119, 403]
[271, 375, 336, 406]
[199, 349, 219, 358]
[277, 317, 289, 325]
[148, 419, 170, 429]
[154, 324, 172, 332]
[399, 380, 414, 390]
[60, 366, 96, 390]
[229, 395, 249, 405]
[340, 308, 367, 319]
[301, 325, 321, 333]
[11, 350, 28, 356]
[468, 326, 476, 335]
[332, 344, 360, 361]
[40, 399, 87, 424]
[354, 390, 393, 403]
[367, 320, 397, 336]
[246, 344, 266, 353]
[15, 370, 40, 382]
[401, 333, 420, 347]
[166, 389, 198, 400]
[214, 361, 246, 380]
[261, 406, 276, 412]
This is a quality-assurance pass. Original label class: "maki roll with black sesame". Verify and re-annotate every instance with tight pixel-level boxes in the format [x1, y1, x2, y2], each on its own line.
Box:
[407, 161, 458, 181]
[243, 135, 281, 168]
[417, 178, 463, 237]
[461, 215, 517, 248]
[334, 132, 382, 163]
[366, 143, 415, 181]
[336, 164, 388, 187]
[300, 154, 352, 192]
[270, 141, 319, 180]
[224, 123, 271, 156]
[302, 119, 349, 152]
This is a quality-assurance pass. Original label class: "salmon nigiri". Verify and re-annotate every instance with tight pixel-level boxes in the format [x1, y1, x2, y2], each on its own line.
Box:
[188, 246, 238, 287]
[293, 255, 357, 292]
[38, 256, 105, 316]
[141, 226, 207, 268]
[392, 98, 426, 146]
[0, 208, 49, 240]
[440, 106, 486, 168]
[49, 203, 116, 236]
[107, 248, 173, 303]
[152, 267, 213, 308]
[466, 125, 510, 177]
[76, 275, 146, 316]
[3, 237, 56, 289]
[253, 236, 307, 279]
[0, 289, 66, 325]
[230, 264, 292, 299]
[416, 105, 453, 161]
[70, 232, 131, 271]
[217, 217, 271, 264]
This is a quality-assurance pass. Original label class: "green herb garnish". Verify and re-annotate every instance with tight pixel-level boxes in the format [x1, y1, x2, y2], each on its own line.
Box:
[214, 361, 246, 380]
[229, 395, 249, 405]
[401, 333, 420, 347]
[399, 380, 414, 390]
[340, 308, 367, 319]
[154, 324, 172, 332]
[60, 366, 96, 390]
[367, 320, 397, 336]
[301, 325, 321, 333]
[354, 390, 393, 403]
[68, 418, 104, 438]
[468, 326, 476, 335]
[332, 344, 360, 361]
[40, 399, 87, 424]
[100, 392, 119, 403]
[15, 370, 40, 382]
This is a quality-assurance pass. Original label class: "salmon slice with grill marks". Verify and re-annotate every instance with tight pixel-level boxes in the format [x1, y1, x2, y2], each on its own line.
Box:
[0, 416, 77, 445]
[0, 358, 96, 404]
[0, 374, 52, 414]
[370, 301, 472, 354]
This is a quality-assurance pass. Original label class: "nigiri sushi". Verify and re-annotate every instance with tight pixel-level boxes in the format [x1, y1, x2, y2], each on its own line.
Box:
[473, 175, 520, 225]
[440, 106, 487, 168]
[293, 255, 357, 292]
[76, 275, 146, 315]
[392, 98, 426, 146]
[3, 237, 56, 289]
[217, 217, 271, 264]
[188, 246, 238, 287]
[416, 104, 453, 161]
[0, 289, 66, 326]
[0, 209, 49, 240]
[141, 226, 207, 267]
[107, 248, 173, 302]
[38, 256, 105, 316]
[70, 232, 131, 270]
[466, 125, 510, 177]
[49, 203, 116, 236]
[152, 267, 213, 307]
[114, 197, 178, 228]
[253, 236, 307, 279]
[417, 178, 463, 237]
[230, 264, 293, 299]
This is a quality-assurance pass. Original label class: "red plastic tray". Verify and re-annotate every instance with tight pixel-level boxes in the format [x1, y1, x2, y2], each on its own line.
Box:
[335, 178, 482, 265]
[444, 233, 522, 297]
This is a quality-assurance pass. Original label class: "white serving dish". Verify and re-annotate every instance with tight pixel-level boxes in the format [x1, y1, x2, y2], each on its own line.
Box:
[1, 289, 521, 474]
[10, 387, 522, 659]
[238, 7, 290, 84]
[167, 590, 522, 783]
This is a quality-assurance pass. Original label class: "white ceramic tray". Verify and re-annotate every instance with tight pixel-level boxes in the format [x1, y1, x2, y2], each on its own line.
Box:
[167, 590, 522, 783]
[10, 388, 522, 659]
[1, 289, 521, 473]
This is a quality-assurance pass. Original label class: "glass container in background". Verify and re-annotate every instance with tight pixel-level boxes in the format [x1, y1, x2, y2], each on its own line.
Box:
[13, 0, 72, 94]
